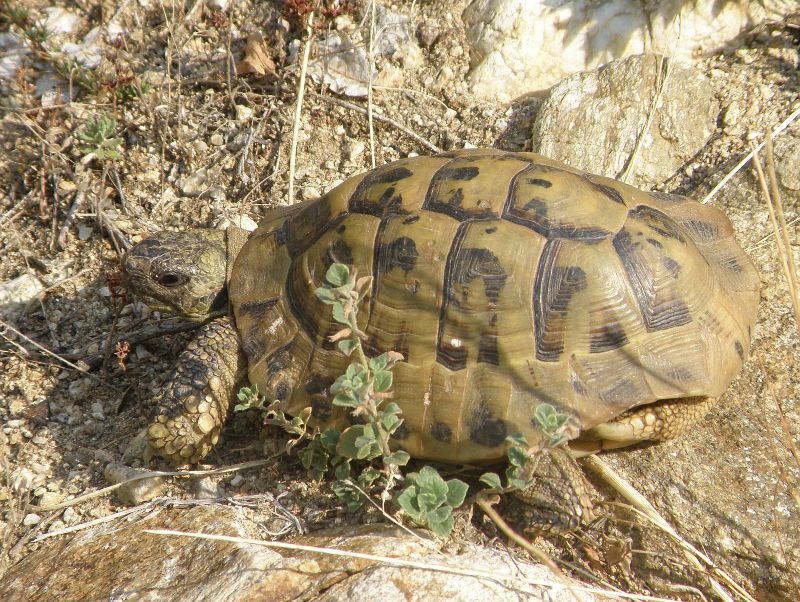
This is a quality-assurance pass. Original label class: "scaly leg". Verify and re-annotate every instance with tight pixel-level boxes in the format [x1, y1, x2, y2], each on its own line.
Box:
[146, 316, 246, 464]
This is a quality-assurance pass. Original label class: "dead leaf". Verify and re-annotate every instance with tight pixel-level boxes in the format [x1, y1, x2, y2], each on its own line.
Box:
[236, 33, 277, 77]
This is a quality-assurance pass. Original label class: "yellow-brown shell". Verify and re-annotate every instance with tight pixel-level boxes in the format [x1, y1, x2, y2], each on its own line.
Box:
[229, 149, 759, 463]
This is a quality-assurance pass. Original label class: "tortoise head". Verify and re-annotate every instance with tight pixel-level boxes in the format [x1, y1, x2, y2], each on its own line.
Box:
[123, 229, 228, 321]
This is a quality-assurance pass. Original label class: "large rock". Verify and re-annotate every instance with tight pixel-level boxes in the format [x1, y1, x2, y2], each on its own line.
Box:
[462, 0, 795, 99]
[530, 53, 718, 188]
[0, 505, 611, 601]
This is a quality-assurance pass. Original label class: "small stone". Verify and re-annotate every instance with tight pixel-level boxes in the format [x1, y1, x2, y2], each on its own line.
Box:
[104, 463, 166, 505]
[301, 187, 321, 201]
[11, 468, 35, 492]
[47, 520, 66, 533]
[62, 507, 77, 523]
[23, 513, 41, 526]
[180, 170, 208, 197]
[77, 225, 93, 240]
[39, 492, 64, 508]
[229, 474, 244, 487]
[90, 402, 105, 421]
[194, 477, 223, 499]
[235, 104, 253, 122]
[346, 140, 365, 161]
[209, 133, 224, 146]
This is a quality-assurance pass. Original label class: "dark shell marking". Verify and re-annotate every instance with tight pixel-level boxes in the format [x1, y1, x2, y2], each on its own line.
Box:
[228, 150, 760, 463]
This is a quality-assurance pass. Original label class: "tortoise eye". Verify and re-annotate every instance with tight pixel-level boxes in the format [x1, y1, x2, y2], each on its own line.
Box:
[157, 272, 188, 287]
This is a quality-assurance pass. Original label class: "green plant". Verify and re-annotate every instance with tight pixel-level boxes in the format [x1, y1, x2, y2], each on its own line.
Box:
[1, 2, 29, 27]
[235, 263, 470, 536]
[396, 466, 469, 537]
[77, 112, 122, 160]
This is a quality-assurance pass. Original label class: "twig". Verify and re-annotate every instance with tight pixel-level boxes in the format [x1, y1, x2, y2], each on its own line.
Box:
[702, 104, 800, 204]
[583, 455, 756, 602]
[765, 138, 800, 331]
[474, 494, 565, 578]
[288, 10, 315, 203]
[145, 529, 679, 601]
[31, 458, 277, 512]
[752, 144, 800, 332]
[618, 56, 671, 184]
[56, 186, 85, 250]
[309, 92, 442, 153]
[0, 318, 94, 376]
[367, 0, 377, 168]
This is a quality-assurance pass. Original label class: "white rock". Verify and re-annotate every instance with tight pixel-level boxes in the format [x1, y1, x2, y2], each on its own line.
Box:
[44, 7, 80, 34]
[462, 0, 796, 99]
[235, 104, 254, 123]
[0, 32, 30, 81]
[22, 513, 41, 527]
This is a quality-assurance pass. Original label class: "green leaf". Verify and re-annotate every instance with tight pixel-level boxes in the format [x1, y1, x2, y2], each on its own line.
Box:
[508, 477, 531, 491]
[415, 466, 447, 500]
[314, 287, 336, 304]
[333, 458, 351, 481]
[507, 445, 528, 468]
[381, 413, 399, 432]
[417, 491, 439, 514]
[479, 472, 502, 490]
[426, 513, 454, 538]
[373, 370, 393, 392]
[369, 354, 389, 372]
[326, 263, 350, 287]
[320, 428, 340, 452]
[332, 302, 348, 324]
[396, 486, 423, 520]
[337, 426, 365, 458]
[382, 402, 402, 415]
[333, 393, 359, 407]
[233, 402, 250, 412]
[505, 432, 528, 447]
[384, 450, 410, 466]
[445, 479, 469, 508]
[337, 338, 357, 355]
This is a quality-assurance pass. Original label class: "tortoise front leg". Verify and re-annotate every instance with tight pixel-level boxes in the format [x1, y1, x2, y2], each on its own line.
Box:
[506, 447, 596, 536]
[146, 316, 246, 464]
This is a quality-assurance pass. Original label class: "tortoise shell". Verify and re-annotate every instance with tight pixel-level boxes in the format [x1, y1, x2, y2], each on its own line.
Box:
[228, 149, 759, 463]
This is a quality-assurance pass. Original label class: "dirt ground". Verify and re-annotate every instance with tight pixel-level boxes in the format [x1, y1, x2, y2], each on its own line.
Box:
[1, 1, 798, 600]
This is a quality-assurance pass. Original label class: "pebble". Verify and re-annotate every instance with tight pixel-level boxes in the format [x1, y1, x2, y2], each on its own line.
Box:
[62, 507, 77, 523]
[235, 104, 253, 122]
[47, 520, 66, 533]
[346, 140, 365, 161]
[209, 133, 224, 146]
[229, 474, 244, 487]
[104, 463, 166, 505]
[23, 513, 41, 526]
[11, 468, 35, 492]
[301, 187, 321, 201]
[90, 402, 105, 421]
[194, 477, 223, 499]
[39, 492, 63, 508]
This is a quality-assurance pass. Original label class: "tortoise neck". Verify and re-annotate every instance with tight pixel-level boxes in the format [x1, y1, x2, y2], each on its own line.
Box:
[225, 226, 250, 284]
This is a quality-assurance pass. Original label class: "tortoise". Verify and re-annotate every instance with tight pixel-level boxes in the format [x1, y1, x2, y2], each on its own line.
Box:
[123, 148, 759, 534]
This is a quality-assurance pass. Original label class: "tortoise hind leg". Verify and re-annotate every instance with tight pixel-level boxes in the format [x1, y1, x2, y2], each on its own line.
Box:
[146, 316, 246, 464]
[505, 447, 596, 536]
[579, 396, 716, 452]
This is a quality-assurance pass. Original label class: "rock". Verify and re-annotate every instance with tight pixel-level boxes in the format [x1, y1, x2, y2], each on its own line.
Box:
[0, 273, 44, 321]
[530, 54, 718, 188]
[180, 169, 209, 197]
[22, 514, 41, 527]
[309, 31, 372, 97]
[773, 135, 800, 192]
[194, 477, 223, 499]
[462, 0, 795, 99]
[0, 506, 609, 601]
[104, 463, 166, 505]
